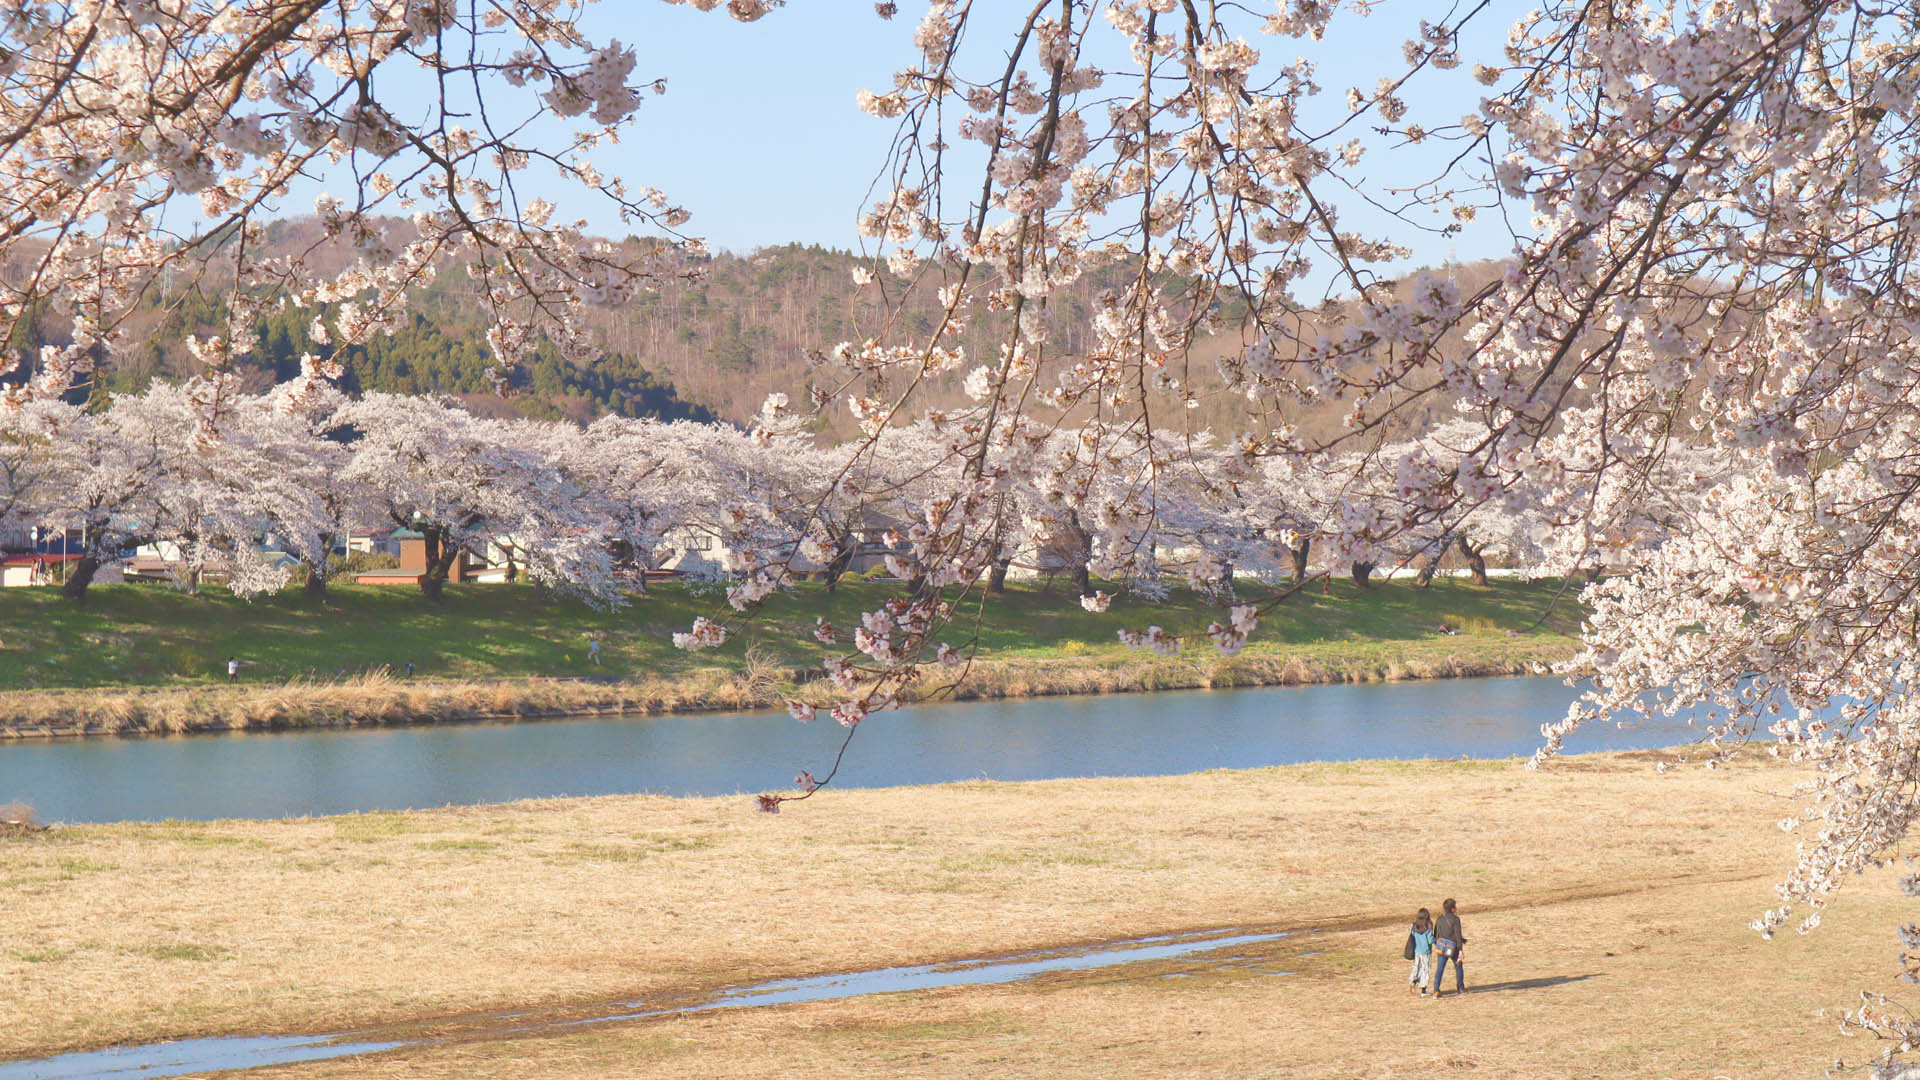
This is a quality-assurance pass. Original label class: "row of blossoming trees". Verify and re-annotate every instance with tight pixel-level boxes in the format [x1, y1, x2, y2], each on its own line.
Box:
[0, 377, 1651, 611]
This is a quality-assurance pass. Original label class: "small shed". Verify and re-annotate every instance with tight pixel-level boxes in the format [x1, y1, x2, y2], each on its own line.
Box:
[355, 530, 483, 586]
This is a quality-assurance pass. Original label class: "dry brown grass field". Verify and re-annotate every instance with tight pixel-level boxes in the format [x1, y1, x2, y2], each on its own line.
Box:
[2, 751, 1909, 1078]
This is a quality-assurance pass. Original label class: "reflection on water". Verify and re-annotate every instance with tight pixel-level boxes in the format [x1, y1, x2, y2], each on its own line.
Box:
[600, 928, 1297, 1021]
[0, 677, 1709, 824]
[0, 928, 1295, 1078]
[0, 1034, 404, 1080]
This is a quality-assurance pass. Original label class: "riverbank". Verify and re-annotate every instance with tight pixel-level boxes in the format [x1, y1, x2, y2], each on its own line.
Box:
[0, 577, 1582, 738]
[0, 751, 1899, 1078]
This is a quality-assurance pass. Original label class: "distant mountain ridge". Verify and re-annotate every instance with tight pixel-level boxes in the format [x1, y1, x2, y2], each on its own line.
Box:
[5, 216, 1503, 438]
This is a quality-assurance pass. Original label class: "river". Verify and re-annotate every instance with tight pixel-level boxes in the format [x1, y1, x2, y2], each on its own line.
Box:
[0, 676, 1712, 824]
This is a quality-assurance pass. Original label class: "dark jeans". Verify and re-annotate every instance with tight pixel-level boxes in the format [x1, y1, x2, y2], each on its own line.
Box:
[1434, 949, 1464, 992]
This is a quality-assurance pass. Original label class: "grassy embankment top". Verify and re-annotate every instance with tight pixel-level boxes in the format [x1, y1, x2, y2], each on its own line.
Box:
[0, 576, 1584, 734]
[1, 576, 1580, 689]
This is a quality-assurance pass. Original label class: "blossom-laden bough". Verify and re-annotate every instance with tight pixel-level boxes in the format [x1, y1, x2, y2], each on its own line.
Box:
[0, 0, 764, 423]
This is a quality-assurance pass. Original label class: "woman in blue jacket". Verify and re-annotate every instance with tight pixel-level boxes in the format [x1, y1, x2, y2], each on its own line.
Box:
[1407, 908, 1435, 995]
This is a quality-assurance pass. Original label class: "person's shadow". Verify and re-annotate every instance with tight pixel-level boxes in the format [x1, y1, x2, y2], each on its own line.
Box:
[1457, 974, 1602, 995]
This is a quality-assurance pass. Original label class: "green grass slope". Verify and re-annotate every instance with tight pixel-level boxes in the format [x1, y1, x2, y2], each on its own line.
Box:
[0, 576, 1583, 692]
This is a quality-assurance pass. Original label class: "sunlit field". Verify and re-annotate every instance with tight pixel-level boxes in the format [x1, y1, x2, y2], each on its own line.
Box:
[2, 750, 1900, 1078]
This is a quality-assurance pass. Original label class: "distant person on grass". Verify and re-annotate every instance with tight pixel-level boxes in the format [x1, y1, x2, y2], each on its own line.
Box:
[1432, 898, 1467, 997]
[588, 636, 601, 665]
[226, 656, 238, 683]
[1406, 907, 1435, 996]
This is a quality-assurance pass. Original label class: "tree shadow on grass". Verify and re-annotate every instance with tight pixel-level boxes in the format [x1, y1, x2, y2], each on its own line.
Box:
[1452, 973, 1602, 996]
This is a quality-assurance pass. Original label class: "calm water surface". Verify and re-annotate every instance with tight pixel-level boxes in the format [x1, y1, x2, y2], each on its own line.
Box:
[0, 676, 1708, 823]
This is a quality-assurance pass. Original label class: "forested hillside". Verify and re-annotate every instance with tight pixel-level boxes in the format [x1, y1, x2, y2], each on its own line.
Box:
[3, 216, 1496, 434]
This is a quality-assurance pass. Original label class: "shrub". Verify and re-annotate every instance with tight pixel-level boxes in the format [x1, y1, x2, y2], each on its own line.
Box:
[328, 551, 401, 575]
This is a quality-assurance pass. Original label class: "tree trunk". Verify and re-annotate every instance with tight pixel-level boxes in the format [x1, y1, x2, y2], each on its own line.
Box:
[418, 526, 459, 602]
[1455, 535, 1488, 585]
[987, 557, 1011, 595]
[1070, 561, 1092, 596]
[821, 540, 855, 593]
[1065, 512, 1092, 597]
[1415, 554, 1439, 587]
[1351, 561, 1376, 589]
[304, 531, 334, 604]
[1289, 538, 1311, 584]
[304, 563, 328, 603]
[60, 555, 100, 603]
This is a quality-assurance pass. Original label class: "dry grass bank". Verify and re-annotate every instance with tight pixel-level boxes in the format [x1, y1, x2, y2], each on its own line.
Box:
[0, 668, 771, 738]
[0, 634, 1572, 739]
[943, 635, 1567, 699]
[1, 750, 1908, 1078]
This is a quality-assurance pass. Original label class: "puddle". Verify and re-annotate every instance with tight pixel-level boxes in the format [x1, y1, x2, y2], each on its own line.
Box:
[0, 927, 1297, 1078]
[0, 1034, 404, 1080]
[590, 927, 1296, 1023]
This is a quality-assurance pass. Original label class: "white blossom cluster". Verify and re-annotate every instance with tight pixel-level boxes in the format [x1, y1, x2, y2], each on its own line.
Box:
[0, 0, 766, 422]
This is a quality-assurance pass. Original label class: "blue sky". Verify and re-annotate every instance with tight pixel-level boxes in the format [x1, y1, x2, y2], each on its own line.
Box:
[603, 3, 909, 253]
[274, 2, 1531, 276]
[594, 5, 1527, 259]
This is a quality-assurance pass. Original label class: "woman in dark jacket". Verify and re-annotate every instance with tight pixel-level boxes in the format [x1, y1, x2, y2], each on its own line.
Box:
[1432, 898, 1467, 996]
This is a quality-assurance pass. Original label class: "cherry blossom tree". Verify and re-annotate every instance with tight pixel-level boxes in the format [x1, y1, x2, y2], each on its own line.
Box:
[133, 381, 273, 595]
[0, 394, 74, 542]
[36, 390, 169, 601]
[339, 392, 618, 604]
[538, 415, 699, 591]
[235, 381, 367, 603]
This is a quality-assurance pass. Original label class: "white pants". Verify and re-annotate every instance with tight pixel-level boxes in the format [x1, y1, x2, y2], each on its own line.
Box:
[1409, 951, 1432, 988]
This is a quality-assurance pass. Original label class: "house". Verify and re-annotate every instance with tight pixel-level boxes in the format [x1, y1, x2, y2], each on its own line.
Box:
[125, 540, 183, 583]
[658, 526, 731, 576]
[0, 553, 84, 587]
[1, 524, 98, 587]
[343, 528, 400, 557]
[124, 540, 250, 586]
[354, 529, 501, 586]
[121, 556, 177, 583]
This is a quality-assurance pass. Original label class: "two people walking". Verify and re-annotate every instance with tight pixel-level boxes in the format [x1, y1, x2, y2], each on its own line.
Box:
[1404, 898, 1467, 997]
